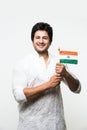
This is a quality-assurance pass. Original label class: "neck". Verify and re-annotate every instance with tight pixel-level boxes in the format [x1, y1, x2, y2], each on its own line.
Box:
[38, 51, 49, 63]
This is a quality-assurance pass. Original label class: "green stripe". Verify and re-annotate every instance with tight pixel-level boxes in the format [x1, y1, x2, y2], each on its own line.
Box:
[60, 59, 78, 64]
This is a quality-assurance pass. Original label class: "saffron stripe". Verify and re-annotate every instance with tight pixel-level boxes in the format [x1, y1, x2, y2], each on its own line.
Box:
[59, 50, 78, 56]
[60, 59, 78, 64]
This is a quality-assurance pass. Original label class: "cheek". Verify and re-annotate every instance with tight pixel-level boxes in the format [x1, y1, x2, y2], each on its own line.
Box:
[46, 42, 50, 47]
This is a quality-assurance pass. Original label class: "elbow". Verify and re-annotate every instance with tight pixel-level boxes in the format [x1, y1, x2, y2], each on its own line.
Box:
[72, 82, 81, 94]
[75, 84, 81, 93]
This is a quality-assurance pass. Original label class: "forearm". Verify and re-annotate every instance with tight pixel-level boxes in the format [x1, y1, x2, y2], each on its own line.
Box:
[64, 70, 80, 93]
[23, 81, 51, 100]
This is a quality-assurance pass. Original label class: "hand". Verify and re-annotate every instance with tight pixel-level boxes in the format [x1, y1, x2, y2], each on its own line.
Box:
[48, 74, 62, 88]
[55, 63, 66, 76]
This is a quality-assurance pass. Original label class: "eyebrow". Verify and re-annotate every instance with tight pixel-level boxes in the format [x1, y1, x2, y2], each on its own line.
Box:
[35, 35, 49, 38]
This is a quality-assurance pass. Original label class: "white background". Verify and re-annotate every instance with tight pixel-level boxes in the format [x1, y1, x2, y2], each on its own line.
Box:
[0, 0, 87, 130]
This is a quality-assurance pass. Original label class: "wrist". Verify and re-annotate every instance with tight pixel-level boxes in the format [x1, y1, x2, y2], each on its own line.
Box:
[63, 70, 69, 78]
[45, 81, 51, 89]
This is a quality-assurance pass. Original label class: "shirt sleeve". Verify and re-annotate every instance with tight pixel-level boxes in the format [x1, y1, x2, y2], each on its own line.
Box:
[12, 63, 27, 103]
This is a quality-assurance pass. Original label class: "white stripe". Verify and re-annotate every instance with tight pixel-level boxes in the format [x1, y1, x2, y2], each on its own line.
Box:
[59, 55, 78, 60]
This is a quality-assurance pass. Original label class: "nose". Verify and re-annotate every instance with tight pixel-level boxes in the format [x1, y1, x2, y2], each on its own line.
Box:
[39, 38, 43, 43]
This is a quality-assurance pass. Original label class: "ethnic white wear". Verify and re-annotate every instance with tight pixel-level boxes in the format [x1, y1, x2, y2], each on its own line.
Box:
[12, 52, 80, 130]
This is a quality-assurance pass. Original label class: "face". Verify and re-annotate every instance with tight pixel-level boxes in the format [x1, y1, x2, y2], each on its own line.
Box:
[32, 30, 51, 54]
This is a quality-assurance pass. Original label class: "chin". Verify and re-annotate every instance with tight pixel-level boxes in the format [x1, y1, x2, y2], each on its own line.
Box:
[36, 50, 47, 54]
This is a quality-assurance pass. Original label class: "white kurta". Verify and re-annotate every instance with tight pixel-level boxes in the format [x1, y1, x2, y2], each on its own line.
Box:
[12, 52, 80, 130]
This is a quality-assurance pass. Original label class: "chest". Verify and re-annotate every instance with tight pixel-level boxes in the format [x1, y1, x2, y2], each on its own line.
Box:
[25, 58, 56, 87]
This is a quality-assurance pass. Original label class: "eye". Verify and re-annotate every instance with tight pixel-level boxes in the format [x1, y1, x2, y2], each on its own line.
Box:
[43, 36, 48, 40]
[35, 36, 40, 39]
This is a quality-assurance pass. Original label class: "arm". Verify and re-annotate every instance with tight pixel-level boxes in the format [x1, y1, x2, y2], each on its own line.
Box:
[12, 62, 62, 103]
[56, 63, 81, 93]
[23, 74, 62, 100]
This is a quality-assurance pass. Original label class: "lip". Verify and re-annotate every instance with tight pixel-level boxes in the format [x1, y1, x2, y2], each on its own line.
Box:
[36, 43, 45, 48]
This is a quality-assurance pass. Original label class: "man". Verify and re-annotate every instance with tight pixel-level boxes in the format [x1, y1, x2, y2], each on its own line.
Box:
[12, 22, 81, 130]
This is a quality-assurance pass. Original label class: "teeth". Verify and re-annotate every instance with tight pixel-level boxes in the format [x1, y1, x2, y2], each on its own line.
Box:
[37, 43, 44, 46]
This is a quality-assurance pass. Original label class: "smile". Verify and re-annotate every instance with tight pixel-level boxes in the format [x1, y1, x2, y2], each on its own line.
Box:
[36, 43, 45, 48]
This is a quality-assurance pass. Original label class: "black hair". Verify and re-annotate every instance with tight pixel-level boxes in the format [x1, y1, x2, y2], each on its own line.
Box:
[31, 22, 53, 42]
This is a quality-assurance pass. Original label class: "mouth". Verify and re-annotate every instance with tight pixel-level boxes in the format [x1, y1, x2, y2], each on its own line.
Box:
[36, 43, 45, 48]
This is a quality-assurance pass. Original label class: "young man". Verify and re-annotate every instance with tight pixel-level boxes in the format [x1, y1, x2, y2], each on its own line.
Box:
[12, 22, 81, 130]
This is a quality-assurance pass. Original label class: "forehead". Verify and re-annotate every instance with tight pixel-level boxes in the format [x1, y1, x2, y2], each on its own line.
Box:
[34, 30, 48, 37]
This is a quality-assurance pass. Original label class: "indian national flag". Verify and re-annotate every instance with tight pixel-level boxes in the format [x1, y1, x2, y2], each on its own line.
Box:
[59, 50, 78, 64]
